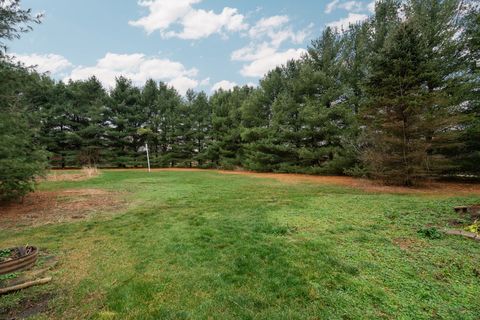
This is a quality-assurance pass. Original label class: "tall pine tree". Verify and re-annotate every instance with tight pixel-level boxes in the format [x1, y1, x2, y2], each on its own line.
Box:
[361, 21, 458, 185]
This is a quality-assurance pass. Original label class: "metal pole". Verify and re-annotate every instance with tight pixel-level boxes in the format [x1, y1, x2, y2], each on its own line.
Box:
[145, 143, 151, 172]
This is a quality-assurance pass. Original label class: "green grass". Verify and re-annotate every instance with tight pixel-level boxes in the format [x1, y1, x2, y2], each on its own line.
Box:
[1, 170, 480, 319]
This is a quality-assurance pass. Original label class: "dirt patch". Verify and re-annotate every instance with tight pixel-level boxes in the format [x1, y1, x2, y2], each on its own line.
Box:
[109, 168, 480, 196]
[0, 293, 53, 320]
[393, 237, 423, 251]
[0, 189, 126, 229]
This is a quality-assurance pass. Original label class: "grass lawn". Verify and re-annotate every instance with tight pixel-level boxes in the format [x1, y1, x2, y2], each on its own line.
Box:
[1, 170, 480, 319]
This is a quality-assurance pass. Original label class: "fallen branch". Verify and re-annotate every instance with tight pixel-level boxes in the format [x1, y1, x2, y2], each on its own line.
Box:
[0, 277, 51, 295]
[444, 229, 480, 241]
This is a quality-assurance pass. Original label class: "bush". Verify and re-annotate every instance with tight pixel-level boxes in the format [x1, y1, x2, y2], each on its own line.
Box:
[418, 227, 443, 239]
[465, 220, 480, 234]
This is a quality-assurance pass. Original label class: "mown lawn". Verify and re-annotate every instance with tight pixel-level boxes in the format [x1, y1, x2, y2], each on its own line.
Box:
[1, 170, 480, 319]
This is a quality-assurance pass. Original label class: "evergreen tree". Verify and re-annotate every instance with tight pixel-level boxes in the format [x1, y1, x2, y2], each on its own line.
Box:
[458, 6, 480, 174]
[208, 87, 250, 168]
[405, 0, 467, 172]
[38, 78, 108, 167]
[106, 77, 144, 167]
[168, 89, 196, 166]
[0, 60, 47, 200]
[361, 21, 458, 185]
[190, 91, 212, 166]
[0, 0, 47, 201]
[0, 0, 41, 56]
[300, 27, 358, 173]
[241, 69, 284, 171]
[157, 84, 183, 167]
[340, 23, 370, 114]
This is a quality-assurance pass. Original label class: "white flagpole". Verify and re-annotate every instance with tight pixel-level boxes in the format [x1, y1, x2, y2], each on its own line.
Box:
[145, 143, 151, 172]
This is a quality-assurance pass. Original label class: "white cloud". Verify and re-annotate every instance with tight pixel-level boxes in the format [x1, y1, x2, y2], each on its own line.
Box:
[248, 15, 290, 38]
[66, 52, 199, 94]
[12, 53, 73, 74]
[327, 13, 368, 29]
[231, 42, 278, 62]
[129, 0, 247, 40]
[129, 0, 198, 34]
[341, 1, 366, 12]
[199, 77, 210, 86]
[168, 76, 198, 95]
[238, 48, 306, 78]
[211, 80, 237, 92]
[325, 0, 341, 14]
[231, 14, 311, 78]
[325, 0, 375, 14]
[247, 15, 312, 48]
[171, 7, 247, 39]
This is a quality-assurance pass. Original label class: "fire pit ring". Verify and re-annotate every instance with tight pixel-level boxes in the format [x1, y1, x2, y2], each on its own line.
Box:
[0, 246, 38, 275]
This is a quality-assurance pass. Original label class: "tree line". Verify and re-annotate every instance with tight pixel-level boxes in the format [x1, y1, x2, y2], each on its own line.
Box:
[1, 0, 479, 200]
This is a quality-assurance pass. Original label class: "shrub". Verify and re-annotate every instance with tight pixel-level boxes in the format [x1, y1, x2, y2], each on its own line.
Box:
[418, 227, 443, 239]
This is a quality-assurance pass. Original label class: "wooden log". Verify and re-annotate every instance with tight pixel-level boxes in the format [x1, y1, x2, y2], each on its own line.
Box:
[0, 277, 51, 295]
[444, 229, 480, 241]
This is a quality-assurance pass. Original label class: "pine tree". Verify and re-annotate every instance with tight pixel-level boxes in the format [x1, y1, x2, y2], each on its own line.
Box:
[299, 27, 358, 174]
[106, 77, 143, 167]
[405, 0, 467, 173]
[0, 60, 47, 200]
[241, 69, 283, 171]
[168, 89, 196, 166]
[208, 87, 250, 168]
[341, 23, 370, 114]
[458, 6, 480, 174]
[190, 91, 212, 166]
[361, 21, 457, 185]
[0, 0, 47, 201]
[0, 0, 41, 57]
[70, 77, 108, 166]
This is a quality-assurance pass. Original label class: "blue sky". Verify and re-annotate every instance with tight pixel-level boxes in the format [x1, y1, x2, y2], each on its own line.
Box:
[9, 0, 375, 94]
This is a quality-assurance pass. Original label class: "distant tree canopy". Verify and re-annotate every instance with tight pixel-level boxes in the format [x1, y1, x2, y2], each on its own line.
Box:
[1, 0, 479, 193]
